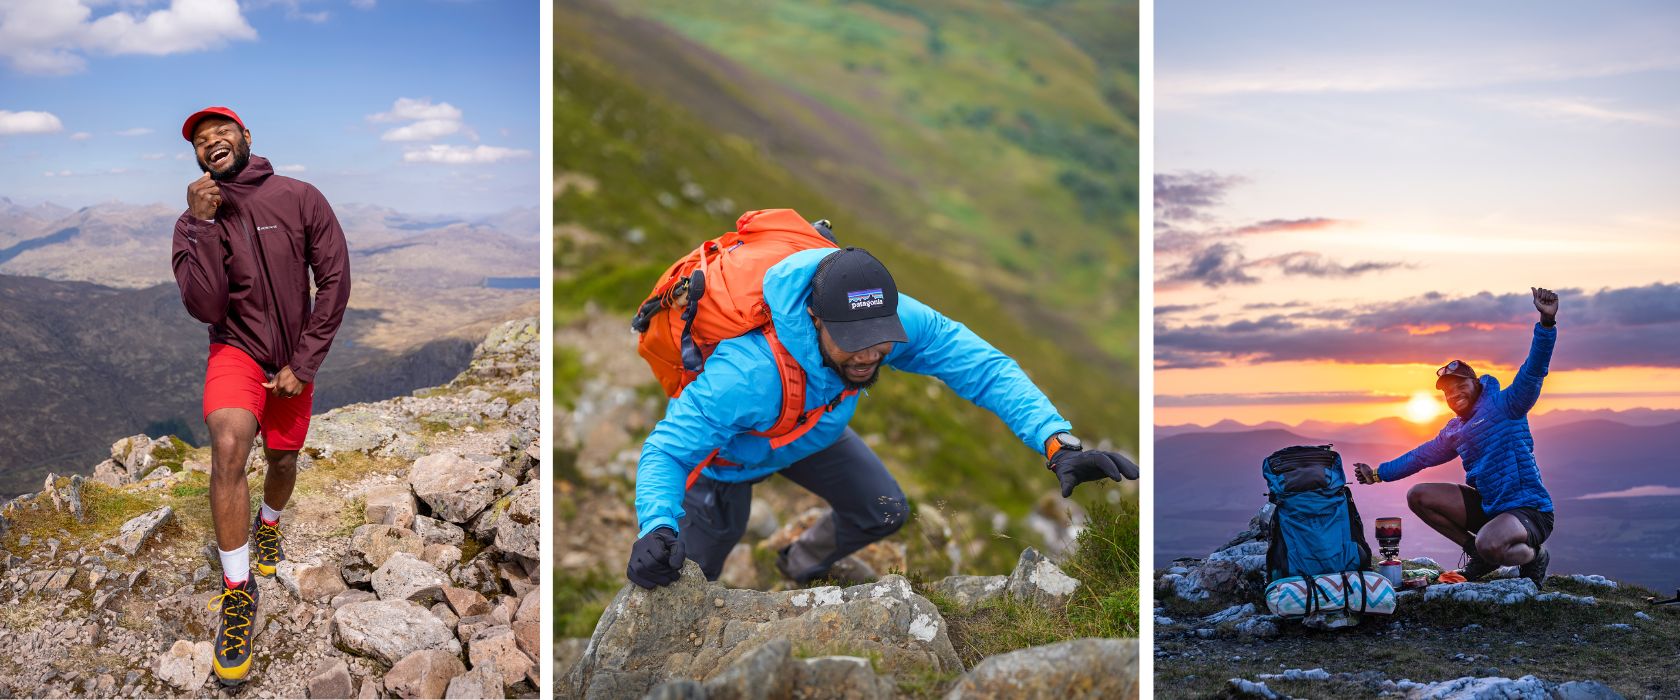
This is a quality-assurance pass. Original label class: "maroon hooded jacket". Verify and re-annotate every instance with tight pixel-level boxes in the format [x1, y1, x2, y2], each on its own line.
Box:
[171, 155, 351, 384]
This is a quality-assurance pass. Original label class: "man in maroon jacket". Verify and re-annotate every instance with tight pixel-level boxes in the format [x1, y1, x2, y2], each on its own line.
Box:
[171, 106, 351, 685]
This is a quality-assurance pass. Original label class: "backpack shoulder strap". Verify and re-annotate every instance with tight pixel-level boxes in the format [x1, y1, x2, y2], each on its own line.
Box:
[753, 322, 857, 447]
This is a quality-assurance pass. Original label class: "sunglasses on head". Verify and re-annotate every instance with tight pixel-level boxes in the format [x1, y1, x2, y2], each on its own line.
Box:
[1436, 360, 1464, 377]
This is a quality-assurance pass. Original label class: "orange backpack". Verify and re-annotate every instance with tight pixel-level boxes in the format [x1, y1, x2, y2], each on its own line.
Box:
[629, 209, 857, 486]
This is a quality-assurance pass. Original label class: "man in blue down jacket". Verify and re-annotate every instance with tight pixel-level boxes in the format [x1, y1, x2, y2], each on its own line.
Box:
[626, 247, 1139, 588]
[1355, 287, 1561, 587]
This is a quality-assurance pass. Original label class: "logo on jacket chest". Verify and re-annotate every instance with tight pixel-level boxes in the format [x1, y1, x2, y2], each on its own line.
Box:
[256, 225, 280, 232]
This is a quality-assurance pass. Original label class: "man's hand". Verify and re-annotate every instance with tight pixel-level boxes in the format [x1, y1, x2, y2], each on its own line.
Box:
[188, 173, 222, 221]
[626, 526, 685, 589]
[1353, 462, 1381, 485]
[1531, 287, 1558, 326]
[261, 367, 306, 399]
[1049, 445, 1139, 498]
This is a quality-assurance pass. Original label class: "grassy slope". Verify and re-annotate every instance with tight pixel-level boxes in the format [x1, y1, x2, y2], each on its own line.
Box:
[1156, 576, 1680, 698]
[605, 0, 1139, 363]
[555, 0, 1141, 677]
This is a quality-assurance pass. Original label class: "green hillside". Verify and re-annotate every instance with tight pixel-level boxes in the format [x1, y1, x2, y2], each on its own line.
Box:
[556, 0, 1136, 514]
[598, 0, 1139, 362]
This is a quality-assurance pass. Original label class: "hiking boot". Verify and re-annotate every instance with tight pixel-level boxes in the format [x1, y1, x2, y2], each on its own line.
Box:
[252, 515, 284, 576]
[209, 577, 259, 685]
[776, 545, 878, 586]
[1457, 549, 1498, 582]
[1520, 546, 1549, 588]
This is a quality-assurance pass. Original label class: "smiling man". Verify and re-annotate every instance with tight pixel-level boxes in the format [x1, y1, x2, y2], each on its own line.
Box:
[171, 106, 351, 684]
[626, 244, 1138, 589]
[1354, 287, 1560, 588]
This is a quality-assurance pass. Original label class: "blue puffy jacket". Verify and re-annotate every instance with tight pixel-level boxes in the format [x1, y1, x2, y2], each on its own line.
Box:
[633, 249, 1073, 536]
[1377, 323, 1557, 515]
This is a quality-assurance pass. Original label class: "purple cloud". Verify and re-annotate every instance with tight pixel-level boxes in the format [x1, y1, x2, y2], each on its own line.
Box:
[1156, 283, 1680, 370]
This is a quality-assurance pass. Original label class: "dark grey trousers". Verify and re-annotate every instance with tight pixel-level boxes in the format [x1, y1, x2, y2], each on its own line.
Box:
[679, 428, 909, 580]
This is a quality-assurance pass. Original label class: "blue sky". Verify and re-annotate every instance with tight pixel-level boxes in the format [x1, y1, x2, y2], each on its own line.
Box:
[1154, 2, 1680, 425]
[0, 0, 538, 216]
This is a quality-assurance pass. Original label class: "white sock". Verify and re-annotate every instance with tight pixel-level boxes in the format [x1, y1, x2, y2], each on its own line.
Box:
[259, 502, 282, 525]
[220, 544, 250, 585]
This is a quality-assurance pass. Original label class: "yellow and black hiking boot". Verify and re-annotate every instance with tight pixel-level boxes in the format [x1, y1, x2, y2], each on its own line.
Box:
[252, 515, 285, 576]
[209, 576, 259, 685]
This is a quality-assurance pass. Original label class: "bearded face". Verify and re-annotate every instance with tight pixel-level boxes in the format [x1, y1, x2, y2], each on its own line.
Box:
[193, 118, 252, 181]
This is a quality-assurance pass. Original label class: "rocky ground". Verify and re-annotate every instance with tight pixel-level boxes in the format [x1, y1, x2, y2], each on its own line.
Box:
[1154, 507, 1680, 699]
[0, 318, 541, 698]
[554, 310, 1141, 698]
[567, 552, 1137, 700]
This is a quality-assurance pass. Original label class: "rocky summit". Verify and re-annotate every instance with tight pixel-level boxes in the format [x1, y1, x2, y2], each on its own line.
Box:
[1154, 506, 1678, 699]
[0, 317, 540, 699]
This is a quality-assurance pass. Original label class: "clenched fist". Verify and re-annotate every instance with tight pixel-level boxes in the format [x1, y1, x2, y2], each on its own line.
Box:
[1531, 287, 1558, 326]
[188, 173, 222, 221]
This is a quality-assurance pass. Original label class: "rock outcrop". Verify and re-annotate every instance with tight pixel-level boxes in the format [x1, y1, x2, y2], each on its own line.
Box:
[944, 638, 1140, 700]
[0, 318, 539, 699]
[568, 561, 963, 699]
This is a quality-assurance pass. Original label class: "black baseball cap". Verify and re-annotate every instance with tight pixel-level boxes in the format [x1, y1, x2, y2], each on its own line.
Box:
[1435, 359, 1477, 389]
[808, 248, 908, 353]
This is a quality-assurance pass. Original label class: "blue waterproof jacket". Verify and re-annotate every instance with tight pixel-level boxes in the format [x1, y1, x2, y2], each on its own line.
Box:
[634, 249, 1072, 536]
[1377, 323, 1557, 515]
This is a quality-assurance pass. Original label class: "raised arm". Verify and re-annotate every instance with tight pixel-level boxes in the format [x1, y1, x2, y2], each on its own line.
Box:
[1503, 287, 1558, 418]
[172, 213, 229, 324]
[286, 184, 351, 384]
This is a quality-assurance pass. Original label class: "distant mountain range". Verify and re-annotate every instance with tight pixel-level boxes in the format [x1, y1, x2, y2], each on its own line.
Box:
[1156, 415, 1680, 591]
[0, 197, 538, 498]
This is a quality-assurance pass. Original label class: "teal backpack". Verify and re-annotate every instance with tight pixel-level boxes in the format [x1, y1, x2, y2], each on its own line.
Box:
[1262, 445, 1372, 582]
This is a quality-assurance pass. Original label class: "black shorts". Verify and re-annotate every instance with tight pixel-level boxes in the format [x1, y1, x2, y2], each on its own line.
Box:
[1459, 485, 1554, 549]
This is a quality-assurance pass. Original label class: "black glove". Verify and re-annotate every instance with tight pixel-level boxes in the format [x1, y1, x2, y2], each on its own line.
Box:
[1049, 447, 1140, 498]
[626, 526, 685, 589]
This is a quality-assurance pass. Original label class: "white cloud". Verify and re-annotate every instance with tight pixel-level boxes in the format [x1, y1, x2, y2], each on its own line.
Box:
[351, 0, 375, 9]
[380, 118, 461, 142]
[114, 127, 151, 136]
[139, 152, 167, 160]
[402, 145, 531, 164]
[1493, 96, 1677, 128]
[0, 110, 64, 135]
[368, 97, 470, 142]
[276, 163, 307, 173]
[69, 131, 91, 140]
[368, 98, 462, 124]
[0, 0, 258, 74]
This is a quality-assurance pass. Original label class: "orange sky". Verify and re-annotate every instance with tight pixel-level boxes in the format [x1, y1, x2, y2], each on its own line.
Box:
[1157, 361, 1680, 426]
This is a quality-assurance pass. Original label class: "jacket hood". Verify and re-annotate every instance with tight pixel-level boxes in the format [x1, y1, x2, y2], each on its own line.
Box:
[763, 247, 844, 391]
[214, 154, 275, 205]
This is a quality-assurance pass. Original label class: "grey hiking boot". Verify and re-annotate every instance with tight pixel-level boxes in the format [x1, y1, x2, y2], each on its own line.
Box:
[1520, 546, 1549, 588]
[1458, 549, 1498, 582]
[775, 544, 877, 586]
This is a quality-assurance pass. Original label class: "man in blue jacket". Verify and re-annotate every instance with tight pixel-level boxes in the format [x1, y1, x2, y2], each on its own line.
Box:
[1354, 287, 1560, 587]
[626, 247, 1138, 588]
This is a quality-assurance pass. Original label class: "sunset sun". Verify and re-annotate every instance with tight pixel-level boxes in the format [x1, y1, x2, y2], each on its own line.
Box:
[1404, 391, 1444, 423]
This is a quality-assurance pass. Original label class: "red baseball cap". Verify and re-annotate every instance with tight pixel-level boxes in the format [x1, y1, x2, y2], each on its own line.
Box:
[181, 106, 245, 141]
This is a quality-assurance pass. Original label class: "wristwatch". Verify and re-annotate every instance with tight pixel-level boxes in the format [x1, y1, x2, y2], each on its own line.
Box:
[1045, 432, 1082, 468]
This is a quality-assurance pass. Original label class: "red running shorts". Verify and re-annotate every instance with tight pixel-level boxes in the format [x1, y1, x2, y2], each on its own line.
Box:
[202, 343, 313, 450]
